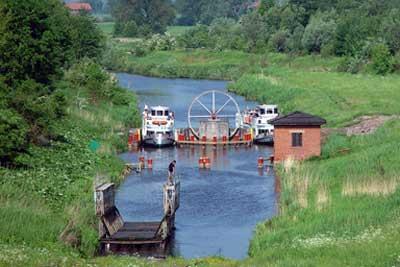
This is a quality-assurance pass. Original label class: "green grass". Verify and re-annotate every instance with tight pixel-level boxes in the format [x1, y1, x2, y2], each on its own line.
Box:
[229, 69, 400, 127]
[245, 120, 400, 266]
[96, 22, 115, 36]
[0, 65, 141, 261]
[106, 47, 342, 80]
[166, 26, 194, 36]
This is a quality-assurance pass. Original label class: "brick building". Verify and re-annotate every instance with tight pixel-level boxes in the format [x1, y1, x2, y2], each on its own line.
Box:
[269, 111, 326, 162]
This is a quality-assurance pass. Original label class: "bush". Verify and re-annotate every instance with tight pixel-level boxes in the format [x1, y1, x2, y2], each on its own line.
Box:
[302, 11, 337, 54]
[123, 21, 138, 37]
[269, 31, 289, 53]
[0, 107, 28, 164]
[177, 25, 210, 48]
[337, 56, 366, 74]
[371, 44, 393, 75]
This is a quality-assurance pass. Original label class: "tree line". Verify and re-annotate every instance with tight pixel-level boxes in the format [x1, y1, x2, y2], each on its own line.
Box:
[0, 0, 104, 165]
[110, 0, 400, 75]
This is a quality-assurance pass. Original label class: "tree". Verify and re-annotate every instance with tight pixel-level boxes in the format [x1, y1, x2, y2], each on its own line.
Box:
[0, 0, 104, 163]
[0, 0, 73, 85]
[110, 0, 175, 36]
[302, 11, 337, 53]
[380, 9, 400, 54]
[70, 14, 105, 60]
[240, 11, 269, 51]
[258, 0, 275, 16]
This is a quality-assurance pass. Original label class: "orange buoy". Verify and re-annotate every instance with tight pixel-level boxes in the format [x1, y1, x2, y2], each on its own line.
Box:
[190, 135, 195, 142]
[199, 157, 205, 168]
[204, 157, 211, 169]
[213, 136, 217, 143]
[257, 156, 264, 169]
[201, 136, 207, 142]
[147, 158, 153, 169]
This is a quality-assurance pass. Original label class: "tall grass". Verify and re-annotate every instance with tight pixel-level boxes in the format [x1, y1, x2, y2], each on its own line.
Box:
[229, 69, 400, 127]
[246, 119, 400, 266]
[0, 68, 140, 258]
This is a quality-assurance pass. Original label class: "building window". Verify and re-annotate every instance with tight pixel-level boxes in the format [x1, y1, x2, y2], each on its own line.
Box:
[292, 132, 303, 147]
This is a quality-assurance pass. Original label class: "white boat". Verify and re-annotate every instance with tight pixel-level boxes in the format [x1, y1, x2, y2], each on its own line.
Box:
[242, 104, 279, 145]
[142, 105, 175, 147]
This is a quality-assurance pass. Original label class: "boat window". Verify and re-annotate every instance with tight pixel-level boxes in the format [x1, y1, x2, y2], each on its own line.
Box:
[259, 109, 265, 115]
[267, 109, 273, 114]
[165, 110, 169, 116]
[274, 108, 278, 114]
[157, 110, 163, 116]
[151, 110, 156, 116]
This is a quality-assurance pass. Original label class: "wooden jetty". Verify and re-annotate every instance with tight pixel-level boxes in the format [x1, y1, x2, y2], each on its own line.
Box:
[95, 180, 180, 257]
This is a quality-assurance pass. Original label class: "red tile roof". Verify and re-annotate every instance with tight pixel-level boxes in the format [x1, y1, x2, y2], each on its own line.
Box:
[65, 3, 92, 11]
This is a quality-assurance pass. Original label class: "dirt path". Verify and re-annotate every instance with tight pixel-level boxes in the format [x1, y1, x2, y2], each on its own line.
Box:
[321, 115, 398, 142]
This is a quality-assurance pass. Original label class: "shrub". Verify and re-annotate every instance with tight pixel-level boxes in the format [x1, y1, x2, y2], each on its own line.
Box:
[0, 107, 28, 164]
[269, 30, 289, 53]
[371, 44, 393, 75]
[302, 11, 337, 53]
[123, 21, 138, 37]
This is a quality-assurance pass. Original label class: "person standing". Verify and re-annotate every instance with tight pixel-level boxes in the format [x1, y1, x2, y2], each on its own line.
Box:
[168, 160, 176, 184]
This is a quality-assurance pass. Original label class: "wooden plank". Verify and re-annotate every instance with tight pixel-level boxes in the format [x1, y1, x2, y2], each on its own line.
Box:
[102, 207, 124, 236]
[119, 222, 160, 232]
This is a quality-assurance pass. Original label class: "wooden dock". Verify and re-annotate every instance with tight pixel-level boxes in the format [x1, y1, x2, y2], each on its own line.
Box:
[95, 180, 180, 257]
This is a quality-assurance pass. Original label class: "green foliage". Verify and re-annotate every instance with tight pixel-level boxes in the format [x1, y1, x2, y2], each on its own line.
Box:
[109, 0, 175, 36]
[175, 0, 253, 25]
[380, 9, 400, 54]
[371, 43, 393, 75]
[0, 0, 73, 85]
[69, 14, 105, 60]
[269, 30, 289, 53]
[0, 107, 28, 163]
[302, 11, 337, 53]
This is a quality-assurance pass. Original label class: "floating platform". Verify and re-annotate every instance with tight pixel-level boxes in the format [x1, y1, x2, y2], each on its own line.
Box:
[176, 140, 252, 146]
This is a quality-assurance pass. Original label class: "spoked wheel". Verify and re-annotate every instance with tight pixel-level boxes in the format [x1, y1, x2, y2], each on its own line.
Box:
[188, 90, 241, 139]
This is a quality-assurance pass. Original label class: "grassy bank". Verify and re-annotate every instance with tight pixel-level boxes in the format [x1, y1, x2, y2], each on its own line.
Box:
[104, 46, 340, 80]
[0, 61, 141, 264]
[246, 120, 400, 266]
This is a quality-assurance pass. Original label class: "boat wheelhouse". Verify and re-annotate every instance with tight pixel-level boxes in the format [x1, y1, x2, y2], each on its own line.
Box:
[241, 104, 279, 145]
[142, 105, 175, 147]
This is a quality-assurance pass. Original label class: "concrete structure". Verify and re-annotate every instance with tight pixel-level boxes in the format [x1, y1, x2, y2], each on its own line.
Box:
[269, 111, 326, 162]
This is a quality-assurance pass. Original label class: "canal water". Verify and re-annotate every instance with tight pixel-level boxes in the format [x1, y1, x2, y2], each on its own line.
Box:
[116, 73, 276, 259]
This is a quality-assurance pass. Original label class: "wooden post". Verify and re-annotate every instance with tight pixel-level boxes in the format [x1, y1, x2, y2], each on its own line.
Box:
[95, 183, 124, 237]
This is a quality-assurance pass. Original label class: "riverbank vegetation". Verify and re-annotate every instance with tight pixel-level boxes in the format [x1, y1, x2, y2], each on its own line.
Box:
[0, 0, 141, 265]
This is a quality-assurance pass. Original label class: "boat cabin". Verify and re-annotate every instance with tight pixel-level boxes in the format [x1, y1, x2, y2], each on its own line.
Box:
[256, 104, 278, 116]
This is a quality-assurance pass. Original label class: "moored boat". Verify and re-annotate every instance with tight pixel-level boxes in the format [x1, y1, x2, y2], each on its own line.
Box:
[142, 105, 175, 147]
[242, 104, 279, 145]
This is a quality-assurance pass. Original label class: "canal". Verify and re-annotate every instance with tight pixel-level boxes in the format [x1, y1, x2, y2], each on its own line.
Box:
[116, 73, 277, 259]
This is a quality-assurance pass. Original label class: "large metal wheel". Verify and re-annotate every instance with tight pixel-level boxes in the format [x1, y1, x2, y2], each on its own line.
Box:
[188, 90, 241, 139]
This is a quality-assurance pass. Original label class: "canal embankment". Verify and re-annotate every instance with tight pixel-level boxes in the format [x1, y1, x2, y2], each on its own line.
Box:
[0, 60, 142, 263]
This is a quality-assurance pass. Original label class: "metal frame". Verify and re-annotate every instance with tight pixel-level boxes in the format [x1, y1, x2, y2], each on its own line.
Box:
[187, 90, 241, 139]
